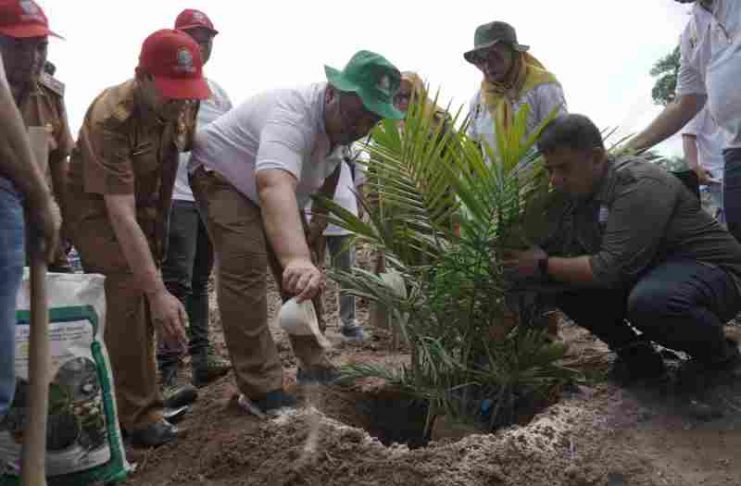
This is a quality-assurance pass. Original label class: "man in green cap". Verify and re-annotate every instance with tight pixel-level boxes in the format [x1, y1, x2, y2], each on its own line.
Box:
[189, 49, 403, 416]
[464, 21, 566, 162]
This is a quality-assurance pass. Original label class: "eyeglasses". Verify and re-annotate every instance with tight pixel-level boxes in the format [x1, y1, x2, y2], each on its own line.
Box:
[338, 93, 381, 132]
[470, 44, 511, 66]
[394, 91, 412, 105]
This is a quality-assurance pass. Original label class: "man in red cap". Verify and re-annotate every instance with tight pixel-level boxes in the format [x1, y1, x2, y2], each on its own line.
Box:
[155, 9, 232, 407]
[0, 0, 74, 271]
[0, 32, 60, 430]
[64, 29, 210, 448]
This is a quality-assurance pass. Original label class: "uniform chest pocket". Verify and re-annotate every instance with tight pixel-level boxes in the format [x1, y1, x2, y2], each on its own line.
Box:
[131, 141, 160, 176]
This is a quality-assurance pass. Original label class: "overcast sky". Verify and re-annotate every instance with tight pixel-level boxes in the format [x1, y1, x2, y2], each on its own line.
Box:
[43, 0, 692, 155]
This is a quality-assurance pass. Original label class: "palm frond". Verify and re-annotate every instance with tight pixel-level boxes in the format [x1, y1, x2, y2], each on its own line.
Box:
[321, 91, 572, 432]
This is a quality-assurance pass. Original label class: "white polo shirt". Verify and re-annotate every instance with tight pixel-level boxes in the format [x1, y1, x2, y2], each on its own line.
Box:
[682, 107, 726, 181]
[325, 146, 368, 236]
[466, 82, 567, 160]
[173, 78, 232, 202]
[190, 82, 342, 207]
[676, 0, 741, 148]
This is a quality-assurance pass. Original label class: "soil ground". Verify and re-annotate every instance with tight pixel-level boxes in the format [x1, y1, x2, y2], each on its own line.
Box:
[124, 247, 741, 486]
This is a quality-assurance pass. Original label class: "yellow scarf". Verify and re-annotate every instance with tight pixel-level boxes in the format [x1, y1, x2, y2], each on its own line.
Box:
[481, 53, 558, 130]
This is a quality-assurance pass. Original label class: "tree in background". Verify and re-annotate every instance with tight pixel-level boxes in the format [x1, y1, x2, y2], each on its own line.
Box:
[650, 46, 680, 106]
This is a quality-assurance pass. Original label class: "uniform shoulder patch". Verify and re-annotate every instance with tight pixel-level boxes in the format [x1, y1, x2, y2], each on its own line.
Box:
[39, 72, 65, 97]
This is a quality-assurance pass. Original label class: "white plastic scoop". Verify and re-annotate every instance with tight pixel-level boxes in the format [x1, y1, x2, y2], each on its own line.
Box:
[278, 297, 331, 348]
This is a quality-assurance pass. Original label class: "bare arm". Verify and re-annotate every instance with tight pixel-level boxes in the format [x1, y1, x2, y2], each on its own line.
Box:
[104, 194, 163, 293]
[503, 248, 595, 285]
[683, 134, 700, 172]
[257, 169, 311, 267]
[546, 256, 594, 284]
[49, 154, 68, 213]
[628, 94, 706, 153]
[104, 194, 187, 344]
[257, 169, 323, 301]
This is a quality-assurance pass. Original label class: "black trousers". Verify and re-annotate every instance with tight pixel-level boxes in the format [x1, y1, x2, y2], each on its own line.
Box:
[158, 199, 214, 368]
[556, 259, 740, 364]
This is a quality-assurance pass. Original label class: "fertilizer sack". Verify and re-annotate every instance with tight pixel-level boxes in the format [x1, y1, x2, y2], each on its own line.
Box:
[0, 271, 130, 485]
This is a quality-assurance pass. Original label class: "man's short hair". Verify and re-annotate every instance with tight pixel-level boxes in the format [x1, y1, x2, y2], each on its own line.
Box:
[537, 114, 605, 153]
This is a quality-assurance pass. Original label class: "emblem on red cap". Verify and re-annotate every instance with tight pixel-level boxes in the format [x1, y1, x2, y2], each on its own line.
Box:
[175, 47, 195, 74]
[19, 0, 43, 22]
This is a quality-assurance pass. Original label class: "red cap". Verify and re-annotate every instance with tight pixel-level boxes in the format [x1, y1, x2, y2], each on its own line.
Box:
[138, 29, 210, 100]
[174, 9, 218, 35]
[0, 0, 61, 38]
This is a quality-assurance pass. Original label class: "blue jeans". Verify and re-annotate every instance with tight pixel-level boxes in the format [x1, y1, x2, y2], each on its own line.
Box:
[0, 177, 25, 418]
[556, 259, 741, 364]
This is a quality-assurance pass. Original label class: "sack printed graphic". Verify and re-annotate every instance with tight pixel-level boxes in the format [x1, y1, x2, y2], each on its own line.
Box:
[0, 272, 130, 485]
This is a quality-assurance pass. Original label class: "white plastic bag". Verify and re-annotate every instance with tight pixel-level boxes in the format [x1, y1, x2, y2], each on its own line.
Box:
[0, 271, 130, 484]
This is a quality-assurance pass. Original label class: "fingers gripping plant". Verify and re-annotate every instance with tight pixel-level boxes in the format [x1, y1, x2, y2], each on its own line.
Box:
[317, 92, 573, 432]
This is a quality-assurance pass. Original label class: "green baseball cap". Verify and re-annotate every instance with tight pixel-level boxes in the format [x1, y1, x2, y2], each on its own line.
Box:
[325, 50, 404, 121]
[464, 21, 529, 64]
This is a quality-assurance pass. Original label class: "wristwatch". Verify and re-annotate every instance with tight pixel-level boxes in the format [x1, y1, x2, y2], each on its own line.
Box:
[537, 256, 549, 280]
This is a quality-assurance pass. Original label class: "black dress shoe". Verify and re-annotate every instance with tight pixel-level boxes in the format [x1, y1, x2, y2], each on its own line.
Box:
[163, 405, 189, 424]
[609, 341, 667, 385]
[163, 383, 198, 409]
[236, 390, 297, 418]
[129, 419, 179, 448]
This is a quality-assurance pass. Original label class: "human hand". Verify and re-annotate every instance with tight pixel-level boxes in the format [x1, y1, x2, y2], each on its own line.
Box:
[501, 246, 548, 280]
[25, 193, 60, 263]
[694, 166, 716, 186]
[283, 258, 324, 302]
[148, 290, 188, 348]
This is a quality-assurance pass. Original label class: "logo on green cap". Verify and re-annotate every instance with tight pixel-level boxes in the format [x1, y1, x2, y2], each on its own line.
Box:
[377, 74, 391, 96]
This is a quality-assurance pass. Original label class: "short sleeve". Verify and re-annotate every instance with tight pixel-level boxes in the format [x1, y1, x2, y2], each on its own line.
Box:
[676, 22, 707, 96]
[533, 83, 567, 123]
[255, 109, 311, 179]
[80, 120, 134, 195]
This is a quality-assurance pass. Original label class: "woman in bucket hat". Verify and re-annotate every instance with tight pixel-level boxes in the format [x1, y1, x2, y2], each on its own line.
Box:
[464, 21, 567, 162]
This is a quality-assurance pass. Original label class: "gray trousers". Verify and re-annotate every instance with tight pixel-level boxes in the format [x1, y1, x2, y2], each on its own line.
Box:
[325, 235, 358, 328]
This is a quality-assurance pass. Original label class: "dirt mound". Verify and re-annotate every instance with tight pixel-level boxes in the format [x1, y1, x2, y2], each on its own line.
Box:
[126, 382, 695, 486]
[123, 251, 741, 485]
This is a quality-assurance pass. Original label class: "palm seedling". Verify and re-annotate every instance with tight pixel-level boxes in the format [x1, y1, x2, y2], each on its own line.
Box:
[317, 90, 575, 434]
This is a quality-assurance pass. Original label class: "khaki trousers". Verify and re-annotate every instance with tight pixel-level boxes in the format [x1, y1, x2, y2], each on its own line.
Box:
[103, 273, 164, 431]
[191, 168, 330, 399]
[70, 217, 164, 432]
